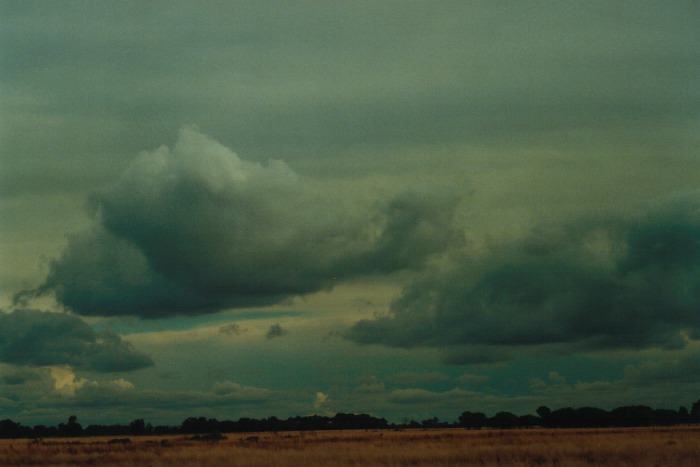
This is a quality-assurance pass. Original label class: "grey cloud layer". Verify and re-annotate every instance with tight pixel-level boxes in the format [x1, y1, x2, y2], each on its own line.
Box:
[0, 310, 153, 372]
[28, 128, 461, 317]
[2, 2, 697, 197]
[348, 194, 700, 361]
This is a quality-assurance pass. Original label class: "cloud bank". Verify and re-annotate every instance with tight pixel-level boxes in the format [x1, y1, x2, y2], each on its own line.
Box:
[24, 127, 461, 317]
[348, 194, 700, 362]
[0, 310, 153, 372]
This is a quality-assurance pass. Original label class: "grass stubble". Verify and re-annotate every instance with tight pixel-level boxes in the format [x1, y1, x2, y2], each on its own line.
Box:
[2, 425, 699, 466]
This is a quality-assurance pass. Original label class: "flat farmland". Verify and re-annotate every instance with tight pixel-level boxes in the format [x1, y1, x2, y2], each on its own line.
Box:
[2, 426, 700, 466]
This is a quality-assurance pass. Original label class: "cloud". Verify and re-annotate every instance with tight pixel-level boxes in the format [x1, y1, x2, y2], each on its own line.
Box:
[387, 387, 473, 405]
[0, 362, 279, 424]
[265, 324, 288, 340]
[0, 365, 45, 386]
[388, 371, 450, 385]
[0, 309, 154, 372]
[314, 391, 330, 411]
[621, 349, 700, 385]
[219, 323, 245, 336]
[348, 194, 700, 362]
[457, 374, 490, 385]
[25, 127, 462, 317]
[50, 366, 92, 396]
[210, 381, 270, 400]
[0, 364, 137, 403]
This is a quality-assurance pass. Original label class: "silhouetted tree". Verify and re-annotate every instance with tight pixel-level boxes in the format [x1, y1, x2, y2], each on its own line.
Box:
[548, 407, 576, 428]
[490, 412, 519, 428]
[129, 419, 146, 435]
[691, 399, 700, 421]
[575, 407, 610, 427]
[536, 406, 551, 422]
[421, 417, 441, 428]
[58, 415, 83, 437]
[458, 411, 487, 429]
[32, 425, 57, 438]
[0, 419, 30, 438]
[517, 414, 539, 427]
[609, 406, 654, 426]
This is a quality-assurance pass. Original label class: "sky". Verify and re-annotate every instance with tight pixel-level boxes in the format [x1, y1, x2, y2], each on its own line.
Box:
[1, 1, 699, 426]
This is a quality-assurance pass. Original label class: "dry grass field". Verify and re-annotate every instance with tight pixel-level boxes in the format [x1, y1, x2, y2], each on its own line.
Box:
[2, 426, 700, 466]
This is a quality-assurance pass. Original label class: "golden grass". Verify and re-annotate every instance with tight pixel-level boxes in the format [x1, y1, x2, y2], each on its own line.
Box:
[2, 426, 700, 466]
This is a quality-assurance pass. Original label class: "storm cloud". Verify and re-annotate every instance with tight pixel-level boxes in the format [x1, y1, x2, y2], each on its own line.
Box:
[0, 309, 153, 372]
[348, 194, 700, 362]
[26, 127, 462, 317]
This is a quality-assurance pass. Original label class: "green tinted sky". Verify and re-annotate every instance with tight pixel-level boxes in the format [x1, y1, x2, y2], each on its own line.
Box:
[1, 1, 699, 425]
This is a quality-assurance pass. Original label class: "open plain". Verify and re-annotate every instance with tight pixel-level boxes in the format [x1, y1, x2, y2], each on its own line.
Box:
[2, 426, 700, 466]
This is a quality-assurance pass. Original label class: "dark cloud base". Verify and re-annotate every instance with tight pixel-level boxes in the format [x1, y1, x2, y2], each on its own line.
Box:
[20, 128, 462, 318]
[348, 195, 700, 362]
[0, 309, 153, 372]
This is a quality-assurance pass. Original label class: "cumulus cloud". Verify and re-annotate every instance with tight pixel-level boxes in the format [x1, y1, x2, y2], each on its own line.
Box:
[49, 366, 91, 396]
[25, 127, 462, 317]
[348, 194, 700, 362]
[314, 391, 330, 411]
[0, 364, 136, 403]
[0, 309, 153, 371]
[0, 363, 277, 424]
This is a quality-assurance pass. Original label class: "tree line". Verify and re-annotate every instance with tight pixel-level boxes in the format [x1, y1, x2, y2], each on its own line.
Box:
[459, 400, 700, 429]
[1, 400, 699, 439]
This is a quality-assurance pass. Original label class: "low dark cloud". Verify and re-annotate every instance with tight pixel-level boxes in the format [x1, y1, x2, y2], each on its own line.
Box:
[348, 194, 700, 362]
[0, 310, 153, 372]
[23, 127, 462, 317]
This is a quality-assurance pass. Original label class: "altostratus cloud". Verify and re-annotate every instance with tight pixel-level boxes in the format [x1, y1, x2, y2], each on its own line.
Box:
[348, 194, 700, 362]
[23, 127, 462, 317]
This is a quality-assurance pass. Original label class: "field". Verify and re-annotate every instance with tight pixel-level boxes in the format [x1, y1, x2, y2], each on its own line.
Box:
[2, 426, 700, 466]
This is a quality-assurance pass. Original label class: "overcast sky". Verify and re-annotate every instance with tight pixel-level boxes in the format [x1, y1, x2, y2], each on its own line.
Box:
[1, 1, 700, 426]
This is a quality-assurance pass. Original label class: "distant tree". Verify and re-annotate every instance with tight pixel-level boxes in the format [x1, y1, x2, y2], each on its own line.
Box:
[517, 414, 540, 427]
[181, 416, 211, 434]
[458, 411, 487, 429]
[536, 406, 551, 419]
[574, 407, 610, 427]
[490, 412, 519, 429]
[548, 407, 576, 428]
[59, 415, 83, 437]
[0, 419, 30, 438]
[421, 417, 440, 428]
[691, 399, 700, 421]
[129, 419, 146, 435]
[32, 425, 57, 438]
[653, 408, 681, 426]
[610, 406, 654, 426]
